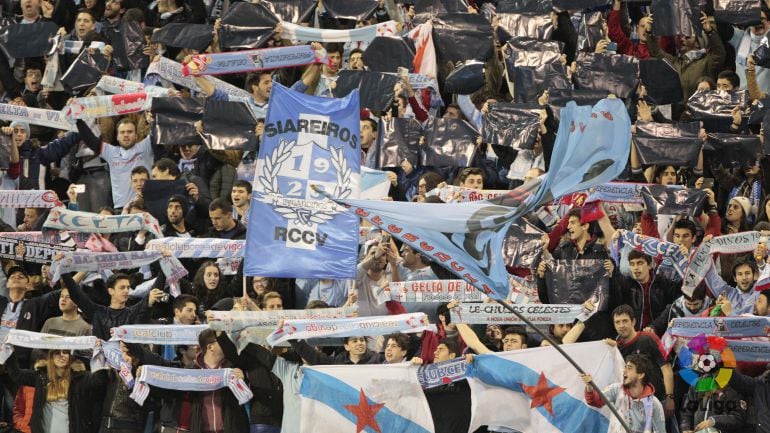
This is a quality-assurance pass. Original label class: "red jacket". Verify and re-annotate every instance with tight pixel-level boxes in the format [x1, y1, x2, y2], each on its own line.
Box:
[608, 10, 651, 60]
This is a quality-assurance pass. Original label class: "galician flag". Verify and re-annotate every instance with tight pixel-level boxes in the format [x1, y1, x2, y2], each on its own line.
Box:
[299, 363, 435, 433]
[465, 341, 625, 433]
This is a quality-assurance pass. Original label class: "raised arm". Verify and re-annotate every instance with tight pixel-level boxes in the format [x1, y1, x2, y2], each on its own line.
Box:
[455, 323, 491, 354]
[62, 272, 99, 320]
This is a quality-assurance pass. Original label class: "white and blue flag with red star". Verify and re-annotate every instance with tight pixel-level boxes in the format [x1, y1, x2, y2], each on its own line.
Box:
[465, 341, 625, 433]
[299, 363, 435, 433]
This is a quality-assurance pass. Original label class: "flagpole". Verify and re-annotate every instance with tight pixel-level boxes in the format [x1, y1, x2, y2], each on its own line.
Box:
[492, 298, 633, 433]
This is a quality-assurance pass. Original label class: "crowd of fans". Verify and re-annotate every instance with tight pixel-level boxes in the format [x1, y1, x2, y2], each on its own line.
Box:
[0, 0, 768, 432]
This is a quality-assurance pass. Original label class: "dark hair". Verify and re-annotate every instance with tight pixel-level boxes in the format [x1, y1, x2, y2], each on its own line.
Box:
[198, 329, 218, 355]
[209, 197, 233, 214]
[567, 208, 583, 222]
[306, 300, 330, 309]
[502, 325, 527, 344]
[628, 249, 652, 265]
[126, 199, 146, 212]
[232, 180, 252, 194]
[732, 259, 757, 278]
[106, 273, 131, 290]
[76, 8, 98, 22]
[192, 261, 223, 308]
[683, 283, 707, 301]
[756, 195, 770, 224]
[173, 294, 199, 312]
[123, 7, 144, 22]
[457, 167, 484, 185]
[717, 70, 740, 89]
[325, 42, 344, 55]
[152, 158, 181, 178]
[384, 333, 410, 351]
[443, 103, 462, 118]
[167, 194, 188, 212]
[438, 338, 460, 358]
[436, 303, 451, 324]
[696, 76, 716, 91]
[419, 171, 444, 194]
[349, 48, 364, 57]
[673, 219, 698, 238]
[246, 71, 272, 91]
[653, 165, 678, 184]
[626, 353, 655, 386]
[612, 304, 635, 321]
[361, 117, 377, 131]
[131, 166, 150, 177]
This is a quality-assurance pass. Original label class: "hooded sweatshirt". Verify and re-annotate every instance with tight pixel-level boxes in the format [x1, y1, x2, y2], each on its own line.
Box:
[585, 383, 666, 433]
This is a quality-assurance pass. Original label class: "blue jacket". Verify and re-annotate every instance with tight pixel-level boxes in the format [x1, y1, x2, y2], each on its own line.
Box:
[18, 131, 81, 190]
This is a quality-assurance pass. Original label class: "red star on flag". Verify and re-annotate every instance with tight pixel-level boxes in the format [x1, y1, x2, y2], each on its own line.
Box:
[521, 372, 566, 416]
[344, 388, 385, 433]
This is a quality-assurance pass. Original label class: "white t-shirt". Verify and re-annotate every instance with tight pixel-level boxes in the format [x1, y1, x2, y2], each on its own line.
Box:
[100, 136, 154, 208]
[355, 264, 390, 317]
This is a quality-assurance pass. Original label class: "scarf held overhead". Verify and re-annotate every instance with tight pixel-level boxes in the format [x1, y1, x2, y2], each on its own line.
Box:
[183, 44, 328, 76]
[0, 190, 61, 208]
[266, 313, 435, 346]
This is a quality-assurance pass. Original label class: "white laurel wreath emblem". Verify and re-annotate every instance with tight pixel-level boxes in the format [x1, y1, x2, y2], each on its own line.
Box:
[258, 138, 351, 227]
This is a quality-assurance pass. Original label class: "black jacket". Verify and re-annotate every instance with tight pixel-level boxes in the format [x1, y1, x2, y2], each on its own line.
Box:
[100, 370, 148, 431]
[0, 290, 61, 367]
[6, 354, 109, 433]
[729, 370, 770, 433]
[536, 236, 615, 341]
[218, 332, 283, 427]
[62, 274, 150, 341]
[288, 339, 384, 365]
[613, 272, 681, 331]
[0, 290, 61, 333]
[648, 296, 710, 337]
[205, 221, 248, 240]
[680, 386, 746, 433]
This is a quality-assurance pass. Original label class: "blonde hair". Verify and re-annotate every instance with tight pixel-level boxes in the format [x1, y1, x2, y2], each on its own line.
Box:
[46, 351, 72, 402]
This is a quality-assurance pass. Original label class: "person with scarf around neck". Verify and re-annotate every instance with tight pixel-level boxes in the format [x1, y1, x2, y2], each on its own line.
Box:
[583, 353, 666, 433]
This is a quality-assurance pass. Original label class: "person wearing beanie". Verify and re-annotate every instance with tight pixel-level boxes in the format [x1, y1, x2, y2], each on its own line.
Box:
[726, 196, 752, 233]
[717, 196, 753, 285]
[160, 194, 195, 238]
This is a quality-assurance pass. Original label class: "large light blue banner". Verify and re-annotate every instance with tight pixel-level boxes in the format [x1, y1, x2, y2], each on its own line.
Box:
[336, 98, 631, 300]
[244, 83, 360, 278]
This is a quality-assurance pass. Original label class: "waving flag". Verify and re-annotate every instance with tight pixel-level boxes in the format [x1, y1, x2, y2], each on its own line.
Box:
[244, 83, 361, 279]
[466, 341, 624, 433]
[299, 363, 435, 433]
[334, 98, 631, 300]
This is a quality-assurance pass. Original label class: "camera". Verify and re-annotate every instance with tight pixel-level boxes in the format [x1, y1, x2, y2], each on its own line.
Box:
[160, 293, 171, 303]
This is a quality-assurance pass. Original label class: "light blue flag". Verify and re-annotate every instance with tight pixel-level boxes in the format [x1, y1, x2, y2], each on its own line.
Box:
[244, 83, 361, 278]
[335, 98, 631, 300]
